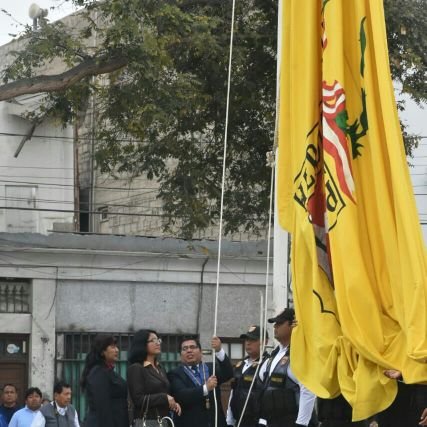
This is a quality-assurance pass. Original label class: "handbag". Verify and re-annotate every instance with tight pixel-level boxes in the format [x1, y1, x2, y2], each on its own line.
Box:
[132, 395, 175, 427]
[141, 417, 174, 427]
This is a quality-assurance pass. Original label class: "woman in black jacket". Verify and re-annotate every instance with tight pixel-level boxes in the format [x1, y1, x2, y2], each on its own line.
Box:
[127, 329, 181, 424]
[81, 334, 129, 427]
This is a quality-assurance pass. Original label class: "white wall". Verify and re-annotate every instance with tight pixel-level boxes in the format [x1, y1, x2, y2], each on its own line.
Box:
[400, 95, 427, 244]
[409, 142, 427, 243]
[0, 100, 74, 233]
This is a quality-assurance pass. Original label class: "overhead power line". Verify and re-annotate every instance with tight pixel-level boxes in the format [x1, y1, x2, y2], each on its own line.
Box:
[0, 178, 160, 192]
[0, 205, 268, 221]
[0, 131, 148, 144]
[0, 165, 73, 170]
[0, 195, 162, 210]
[0, 205, 168, 217]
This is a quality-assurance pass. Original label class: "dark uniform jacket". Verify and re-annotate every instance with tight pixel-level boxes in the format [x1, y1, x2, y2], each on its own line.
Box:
[229, 353, 269, 426]
[127, 362, 171, 421]
[258, 346, 318, 427]
[84, 364, 129, 427]
[317, 394, 369, 427]
[168, 354, 234, 427]
[376, 382, 427, 427]
[259, 347, 300, 426]
[413, 384, 427, 423]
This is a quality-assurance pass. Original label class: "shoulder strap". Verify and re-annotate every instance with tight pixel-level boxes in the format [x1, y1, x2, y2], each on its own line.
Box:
[141, 395, 150, 419]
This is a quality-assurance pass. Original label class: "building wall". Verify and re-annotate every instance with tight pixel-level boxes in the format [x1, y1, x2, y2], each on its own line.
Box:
[0, 101, 74, 233]
[0, 233, 272, 395]
[409, 141, 427, 243]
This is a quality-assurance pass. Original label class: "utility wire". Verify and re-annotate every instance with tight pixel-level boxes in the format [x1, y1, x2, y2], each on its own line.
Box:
[0, 196, 164, 211]
[0, 205, 168, 217]
[2, 131, 427, 141]
[0, 131, 149, 144]
[0, 174, 74, 180]
[0, 205, 269, 221]
[0, 165, 73, 170]
[0, 177, 162, 192]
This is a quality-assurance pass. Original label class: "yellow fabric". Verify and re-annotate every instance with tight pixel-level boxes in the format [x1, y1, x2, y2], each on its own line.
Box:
[277, 0, 427, 420]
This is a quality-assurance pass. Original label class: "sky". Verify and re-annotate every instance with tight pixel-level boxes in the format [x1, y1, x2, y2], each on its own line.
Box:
[0, 0, 77, 44]
[0, 0, 425, 136]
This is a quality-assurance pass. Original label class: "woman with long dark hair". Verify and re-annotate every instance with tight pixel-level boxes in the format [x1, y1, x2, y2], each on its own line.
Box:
[81, 334, 128, 427]
[128, 329, 181, 424]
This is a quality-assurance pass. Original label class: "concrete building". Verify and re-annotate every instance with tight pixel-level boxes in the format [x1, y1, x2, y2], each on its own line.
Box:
[411, 141, 427, 243]
[0, 95, 74, 234]
[0, 232, 273, 411]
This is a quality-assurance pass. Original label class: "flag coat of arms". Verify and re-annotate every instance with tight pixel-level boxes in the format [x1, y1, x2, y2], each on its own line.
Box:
[276, 0, 427, 420]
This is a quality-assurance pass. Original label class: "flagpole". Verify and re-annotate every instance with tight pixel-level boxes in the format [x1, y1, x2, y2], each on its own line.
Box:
[272, 0, 289, 312]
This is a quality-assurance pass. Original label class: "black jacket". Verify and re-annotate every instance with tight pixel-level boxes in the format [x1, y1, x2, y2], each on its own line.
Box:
[168, 354, 233, 427]
[127, 362, 171, 420]
[84, 364, 129, 427]
[229, 353, 269, 426]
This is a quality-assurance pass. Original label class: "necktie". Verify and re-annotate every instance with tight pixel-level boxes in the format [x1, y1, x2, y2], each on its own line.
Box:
[191, 365, 201, 382]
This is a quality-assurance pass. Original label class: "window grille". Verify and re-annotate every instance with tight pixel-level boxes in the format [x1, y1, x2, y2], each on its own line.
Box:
[0, 279, 30, 313]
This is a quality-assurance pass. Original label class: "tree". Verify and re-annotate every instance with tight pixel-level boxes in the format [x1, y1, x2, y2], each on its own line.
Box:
[0, 0, 425, 237]
[383, 0, 427, 156]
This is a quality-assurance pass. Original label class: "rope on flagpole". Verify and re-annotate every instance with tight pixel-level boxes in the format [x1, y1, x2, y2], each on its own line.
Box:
[212, 0, 237, 426]
[236, 152, 275, 427]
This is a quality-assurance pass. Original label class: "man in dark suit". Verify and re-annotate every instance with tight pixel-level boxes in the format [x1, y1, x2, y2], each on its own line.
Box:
[168, 336, 233, 427]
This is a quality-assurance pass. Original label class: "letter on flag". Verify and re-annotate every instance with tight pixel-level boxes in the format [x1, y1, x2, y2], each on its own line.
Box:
[276, 0, 427, 420]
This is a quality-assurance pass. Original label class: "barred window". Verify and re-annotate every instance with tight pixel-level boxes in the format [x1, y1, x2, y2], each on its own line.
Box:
[0, 278, 30, 313]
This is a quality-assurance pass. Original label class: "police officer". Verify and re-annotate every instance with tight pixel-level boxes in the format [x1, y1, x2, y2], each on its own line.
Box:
[258, 308, 317, 427]
[226, 325, 269, 427]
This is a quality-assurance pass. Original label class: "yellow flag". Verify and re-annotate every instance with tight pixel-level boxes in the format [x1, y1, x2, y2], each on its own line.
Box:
[277, 0, 427, 420]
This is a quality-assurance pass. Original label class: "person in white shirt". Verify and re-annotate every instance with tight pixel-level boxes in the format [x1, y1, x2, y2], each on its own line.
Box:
[257, 308, 316, 427]
[30, 381, 80, 427]
[9, 387, 42, 427]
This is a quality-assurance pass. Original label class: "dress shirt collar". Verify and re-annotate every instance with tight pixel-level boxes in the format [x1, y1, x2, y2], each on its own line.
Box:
[24, 405, 39, 413]
[278, 343, 289, 353]
[52, 401, 67, 415]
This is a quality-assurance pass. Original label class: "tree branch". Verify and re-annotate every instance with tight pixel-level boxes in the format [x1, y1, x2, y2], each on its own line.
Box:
[0, 54, 128, 101]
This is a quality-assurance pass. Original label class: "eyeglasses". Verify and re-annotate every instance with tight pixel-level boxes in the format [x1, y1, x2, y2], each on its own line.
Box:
[181, 345, 199, 352]
[147, 338, 162, 344]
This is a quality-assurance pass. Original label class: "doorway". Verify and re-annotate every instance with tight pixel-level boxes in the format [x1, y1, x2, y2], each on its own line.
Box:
[0, 334, 29, 405]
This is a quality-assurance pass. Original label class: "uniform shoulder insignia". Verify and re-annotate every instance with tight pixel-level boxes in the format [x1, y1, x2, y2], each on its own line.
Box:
[280, 356, 289, 365]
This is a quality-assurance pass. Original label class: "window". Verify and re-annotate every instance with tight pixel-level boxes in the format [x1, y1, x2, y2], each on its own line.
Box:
[220, 337, 245, 363]
[98, 206, 108, 222]
[0, 278, 30, 313]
